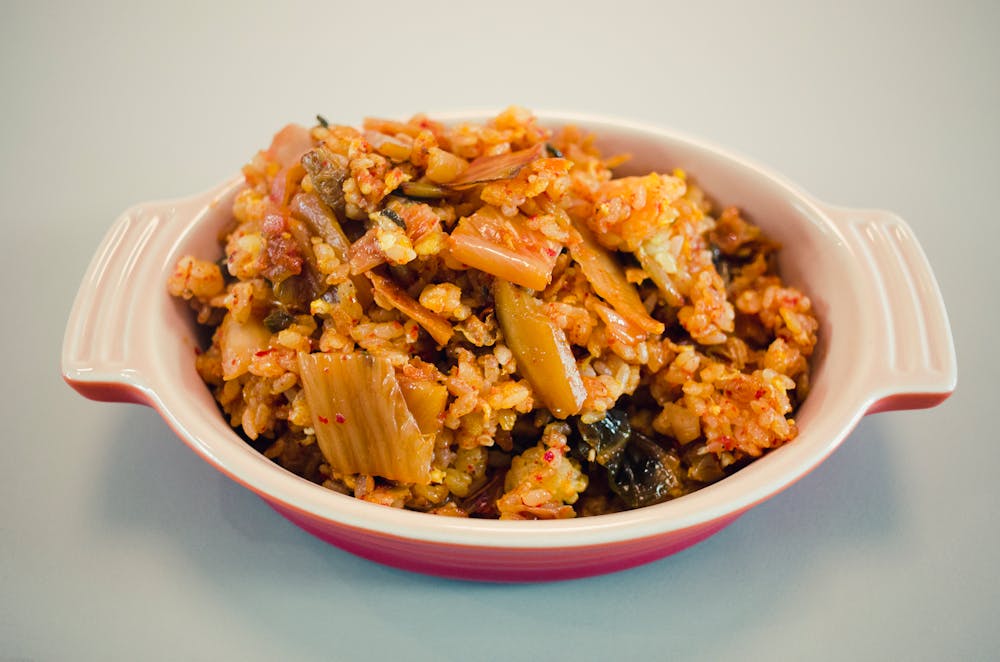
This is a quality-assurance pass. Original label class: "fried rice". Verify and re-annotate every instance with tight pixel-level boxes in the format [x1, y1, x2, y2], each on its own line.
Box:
[168, 107, 819, 519]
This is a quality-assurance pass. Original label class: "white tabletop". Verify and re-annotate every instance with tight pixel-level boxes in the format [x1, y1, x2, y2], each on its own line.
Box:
[4, 2, 997, 659]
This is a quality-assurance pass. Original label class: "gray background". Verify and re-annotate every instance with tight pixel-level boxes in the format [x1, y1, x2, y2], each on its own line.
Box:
[3, 1, 997, 659]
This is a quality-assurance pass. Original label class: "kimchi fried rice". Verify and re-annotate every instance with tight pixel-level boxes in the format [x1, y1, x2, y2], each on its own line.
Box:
[168, 107, 819, 519]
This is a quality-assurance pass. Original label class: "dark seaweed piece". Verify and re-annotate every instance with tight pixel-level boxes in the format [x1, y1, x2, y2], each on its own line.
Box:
[380, 208, 406, 228]
[576, 408, 630, 467]
[710, 245, 731, 287]
[272, 274, 314, 312]
[574, 409, 687, 509]
[264, 308, 295, 333]
[301, 146, 349, 214]
[395, 181, 448, 200]
[459, 471, 507, 518]
[683, 443, 726, 484]
[611, 432, 684, 508]
[316, 114, 329, 128]
[545, 142, 564, 158]
[216, 255, 237, 283]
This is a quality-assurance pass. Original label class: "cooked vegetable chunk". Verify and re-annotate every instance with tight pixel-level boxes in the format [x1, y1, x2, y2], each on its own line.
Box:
[493, 279, 585, 418]
[297, 352, 433, 484]
[448, 205, 561, 291]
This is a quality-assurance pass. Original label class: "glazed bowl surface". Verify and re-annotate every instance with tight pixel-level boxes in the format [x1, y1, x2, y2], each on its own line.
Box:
[62, 111, 956, 582]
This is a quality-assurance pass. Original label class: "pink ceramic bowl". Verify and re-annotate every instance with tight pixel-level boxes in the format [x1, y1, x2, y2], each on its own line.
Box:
[62, 112, 956, 582]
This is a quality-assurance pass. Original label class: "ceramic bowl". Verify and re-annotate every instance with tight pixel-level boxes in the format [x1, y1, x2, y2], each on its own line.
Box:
[62, 111, 956, 582]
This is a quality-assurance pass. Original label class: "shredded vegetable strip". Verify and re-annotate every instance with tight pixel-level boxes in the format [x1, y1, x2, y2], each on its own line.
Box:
[567, 219, 664, 335]
[366, 272, 454, 346]
[447, 143, 544, 189]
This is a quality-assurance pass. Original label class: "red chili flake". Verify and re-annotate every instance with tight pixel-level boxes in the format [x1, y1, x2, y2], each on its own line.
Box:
[335, 414, 346, 423]
[254, 349, 273, 357]
[317, 415, 329, 424]
[755, 389, 766, 399]
[543, 450, 555, 463]
[193, 347, 202, 356]
[781, 294, 801, 307]
[544, 247, 558, 257]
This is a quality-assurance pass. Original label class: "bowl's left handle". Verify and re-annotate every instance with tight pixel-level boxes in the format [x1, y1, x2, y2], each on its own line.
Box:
[62, 203, 171, 406]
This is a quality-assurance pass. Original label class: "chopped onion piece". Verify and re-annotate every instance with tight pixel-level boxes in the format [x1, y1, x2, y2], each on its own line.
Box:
[219, 313, 270, 380]
[446, 143, 544, 190]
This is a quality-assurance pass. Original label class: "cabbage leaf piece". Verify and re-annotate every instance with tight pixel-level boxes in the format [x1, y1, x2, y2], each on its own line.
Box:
[297, 352, 433, 484]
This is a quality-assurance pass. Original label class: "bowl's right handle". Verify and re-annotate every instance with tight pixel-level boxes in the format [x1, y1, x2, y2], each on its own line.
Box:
[824, 206, 957, 413]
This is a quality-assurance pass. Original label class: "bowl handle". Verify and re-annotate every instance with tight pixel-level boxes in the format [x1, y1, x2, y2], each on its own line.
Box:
[61, 202, 173, 405]
[824, 206, 957, 413]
